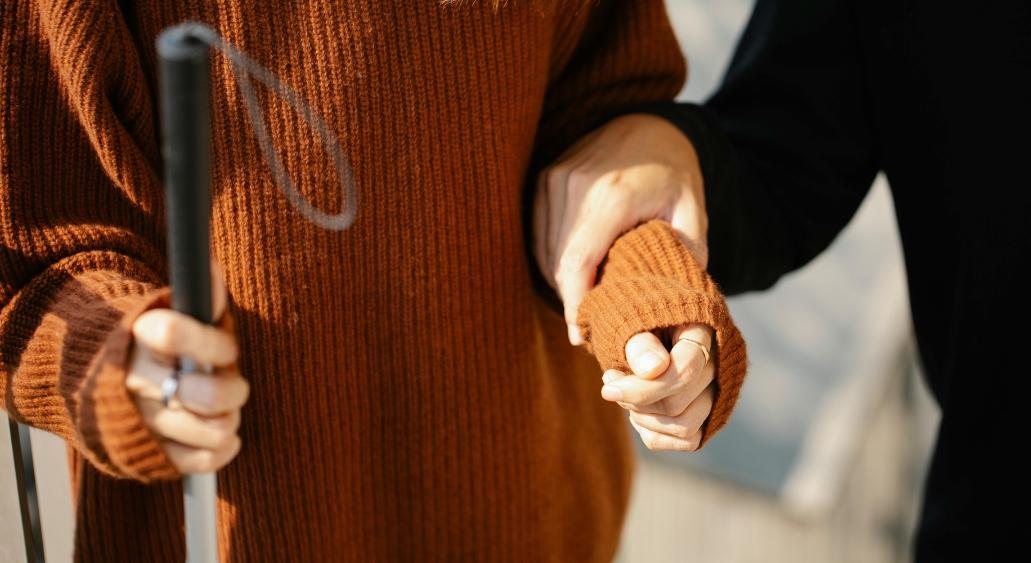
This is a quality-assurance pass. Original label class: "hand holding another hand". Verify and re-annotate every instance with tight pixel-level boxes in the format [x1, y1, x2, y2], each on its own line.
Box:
[533, 113, 708, 345]
[534, 114, 719, 451]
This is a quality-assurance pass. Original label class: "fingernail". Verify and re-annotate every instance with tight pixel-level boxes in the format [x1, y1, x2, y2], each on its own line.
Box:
[637, 352, 664, 374]
[601, 371, 618, 384]
[601, 385, 624, 402]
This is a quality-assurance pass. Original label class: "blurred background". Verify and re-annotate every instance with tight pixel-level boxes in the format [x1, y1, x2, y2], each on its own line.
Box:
[619, 1, 942, 562]
[1, 2, 942, 562]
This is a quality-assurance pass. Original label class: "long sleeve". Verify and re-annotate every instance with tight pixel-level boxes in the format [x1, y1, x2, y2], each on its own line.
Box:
[1, 1, 177, 481]
[529, 0, 687, 167]
[577, 221, 747, 446]
[625, 0, 880, 294]
[525, 0, 687, 306]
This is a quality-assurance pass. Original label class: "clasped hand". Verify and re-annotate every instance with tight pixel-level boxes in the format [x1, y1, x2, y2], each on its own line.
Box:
[534, 114, 714, 451]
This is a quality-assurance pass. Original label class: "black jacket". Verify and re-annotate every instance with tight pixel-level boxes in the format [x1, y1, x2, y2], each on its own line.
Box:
[639, 0, 1029, 558]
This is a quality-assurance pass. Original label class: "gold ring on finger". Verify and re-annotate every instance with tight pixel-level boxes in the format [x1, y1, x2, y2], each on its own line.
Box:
[677, 337, 710, 365]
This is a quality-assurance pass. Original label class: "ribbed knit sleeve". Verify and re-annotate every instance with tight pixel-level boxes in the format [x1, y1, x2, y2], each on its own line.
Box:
[532, 0, 687, 169]
[577, 221, 748, 446]
[2, 261, 178, 481]
[1, 1, 177, 481]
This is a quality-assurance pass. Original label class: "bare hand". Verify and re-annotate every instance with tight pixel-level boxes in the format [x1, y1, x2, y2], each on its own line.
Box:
[125, 263, 248, 473]
[533, 113, 707, 345]
[601, 323, 715, 451]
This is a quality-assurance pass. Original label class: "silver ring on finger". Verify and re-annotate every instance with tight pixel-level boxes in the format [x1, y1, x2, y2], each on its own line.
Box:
[677, 337, 710, 365]
[160, 366, 186, 407]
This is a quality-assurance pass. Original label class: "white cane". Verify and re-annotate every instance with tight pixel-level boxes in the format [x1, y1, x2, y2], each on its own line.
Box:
[155, 22, 358, 563]
[157, 28, 220, 563]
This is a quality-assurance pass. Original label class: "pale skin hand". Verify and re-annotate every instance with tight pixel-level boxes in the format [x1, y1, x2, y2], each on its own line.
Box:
[124, 264, 249, 473]
[534, 113, 714, 451]
[605, 325, 715, 451]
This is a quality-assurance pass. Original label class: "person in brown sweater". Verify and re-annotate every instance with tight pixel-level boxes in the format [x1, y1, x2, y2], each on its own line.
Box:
[0, 1, 747, 561]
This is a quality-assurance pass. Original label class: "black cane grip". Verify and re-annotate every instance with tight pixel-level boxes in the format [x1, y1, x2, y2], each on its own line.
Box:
[157, 27, 213, 325]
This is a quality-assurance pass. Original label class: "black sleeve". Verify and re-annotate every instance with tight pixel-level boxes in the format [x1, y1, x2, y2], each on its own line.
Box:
[625, 0, 880, 294]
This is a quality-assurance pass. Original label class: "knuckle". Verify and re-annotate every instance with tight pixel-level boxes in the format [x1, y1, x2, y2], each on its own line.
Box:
[558, 248, 590, 274]
[205, 379, 229, 410]
[596, 180, 632, 205]
[545, 167, 567, 188]
[209, 413, 235, 434]
[176, 448, 213, 474]
[684, 408, 708, 434]
[213, 429, 239, 451]
[657, 397, 678, 416]
[193, 375, 223, 410]
[669, 423, 692, 439]
[124, 373, 148, 394]
[227, 337, 240, 362]
[216, 332, 239, 363]
[237, 378, 251, 405]
[204, 427, 231, 450]
[185, 376, 221, 412]
[677, 365, 700, 388]
[566, 168, 595, 195]
[619, 391, 641, 406]
[157, 317, 187, 352]
[195, 450, 218, 473]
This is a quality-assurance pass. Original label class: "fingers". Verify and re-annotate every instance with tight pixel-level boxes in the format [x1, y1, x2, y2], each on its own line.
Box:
[138, 399, 241, 450]
[126, 364, 248, 416]
[601, 334, 713, 414]
[625, 332, 670, 380]
[630, 417, 704, 452]
[177, 371, 250, 417]
[553, 194, 638, 344]
[671, 323, 712, 354]
[163, 437, 242, 474]
[629, 383, 715, 444]
[133, 309, 238, 367]
[532, 172, 551, 286]
[127, 364, 247, 474]
[538, 154, 644, 346]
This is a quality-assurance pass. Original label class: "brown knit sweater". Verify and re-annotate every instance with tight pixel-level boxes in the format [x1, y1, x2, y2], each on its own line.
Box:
[0, 1, 746, 561]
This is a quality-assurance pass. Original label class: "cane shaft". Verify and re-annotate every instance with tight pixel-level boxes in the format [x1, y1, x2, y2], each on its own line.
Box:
[157, 27, 219, 563]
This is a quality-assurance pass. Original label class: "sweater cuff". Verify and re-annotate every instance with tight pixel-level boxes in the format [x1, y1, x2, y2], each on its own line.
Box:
[74, 288, 179, 482]
[577, 220, 747, 446]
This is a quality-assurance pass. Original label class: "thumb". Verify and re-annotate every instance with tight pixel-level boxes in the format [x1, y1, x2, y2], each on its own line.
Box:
[557, 213, 643, 346]
[555, 235, 607, 346]
[625, 332, 670, 380]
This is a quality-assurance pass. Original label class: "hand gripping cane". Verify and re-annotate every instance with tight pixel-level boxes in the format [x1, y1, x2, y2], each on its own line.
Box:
[156, 22, 358, 562]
